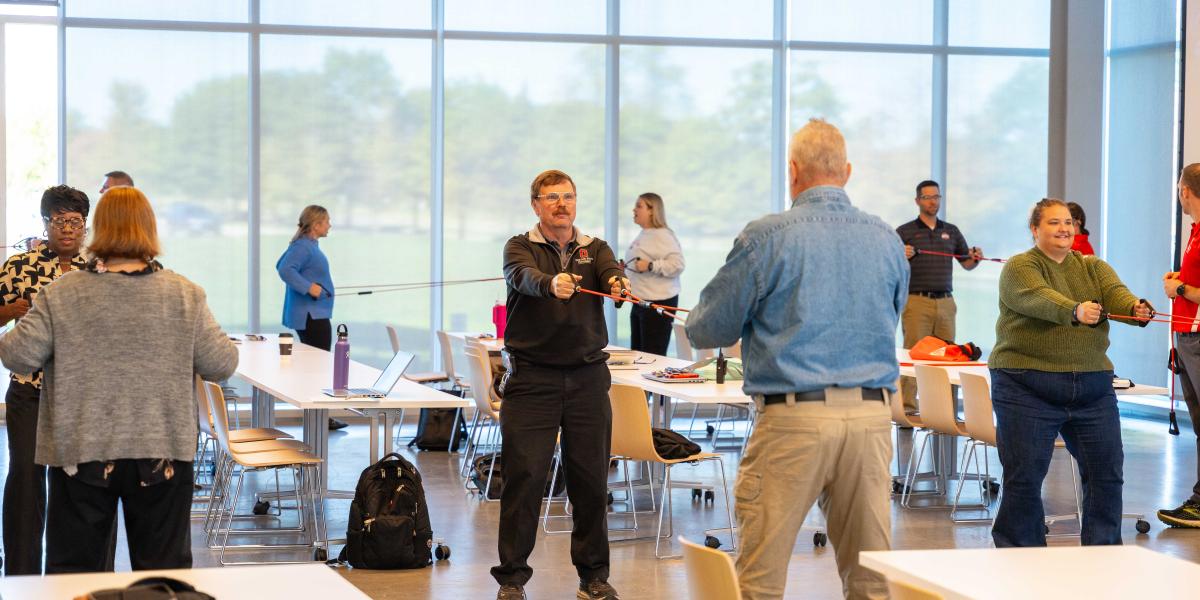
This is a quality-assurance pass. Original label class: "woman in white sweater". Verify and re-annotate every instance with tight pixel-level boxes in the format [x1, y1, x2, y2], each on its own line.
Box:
[624, 193, 685, 355]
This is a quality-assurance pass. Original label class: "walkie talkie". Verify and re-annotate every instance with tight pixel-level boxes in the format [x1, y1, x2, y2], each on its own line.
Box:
[715, 349, 728, 384]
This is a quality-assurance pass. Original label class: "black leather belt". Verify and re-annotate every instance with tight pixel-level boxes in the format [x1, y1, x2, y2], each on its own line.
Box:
[911, 291, 952, 299]
[763, 388, 885, 405]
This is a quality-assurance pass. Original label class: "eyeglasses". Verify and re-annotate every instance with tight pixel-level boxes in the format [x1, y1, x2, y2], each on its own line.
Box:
[46, 217, 86, 231]
[536, 193, 576, 203]
[918, 194, 943, 201]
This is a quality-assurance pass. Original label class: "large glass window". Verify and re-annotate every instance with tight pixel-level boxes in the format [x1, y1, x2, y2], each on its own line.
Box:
[65, 0, 247, 22]
[618, 46, 773, 348]
[1103, 0, 1179, 386]
[64, 29, 250, 331]
[948, 0, 1051, 49]
[442, 41, 605, 336]
[5, 23, 57, 251]
[791, 0, 932, 44]
[43, 5, 1055, 370]
[259, 36, 433, 368]
[947, 56, 1050, 354]
[790, 51, 932, 228]
[445, 0, 605, 35]
[621, 0, 774, 40]
[260, 1, 431, 30]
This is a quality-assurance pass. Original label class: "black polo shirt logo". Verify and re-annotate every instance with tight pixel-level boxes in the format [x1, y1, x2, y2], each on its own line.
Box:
[940, 232, 950, 240]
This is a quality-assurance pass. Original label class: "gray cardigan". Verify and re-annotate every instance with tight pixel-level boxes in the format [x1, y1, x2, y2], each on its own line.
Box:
[0, 268, 238, 467]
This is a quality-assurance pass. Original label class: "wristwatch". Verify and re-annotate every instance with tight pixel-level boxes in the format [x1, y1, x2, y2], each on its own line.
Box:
[1178, 283, 1188, 298]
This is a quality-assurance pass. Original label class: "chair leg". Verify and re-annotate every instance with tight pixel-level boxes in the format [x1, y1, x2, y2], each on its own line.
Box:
[624, 459, 638, 531]
[716, 456, 737, 551]
[655, 464, 673, 558]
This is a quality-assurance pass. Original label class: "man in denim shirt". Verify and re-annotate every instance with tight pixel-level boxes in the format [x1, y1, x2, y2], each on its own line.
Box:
[687, 119, 909, 600]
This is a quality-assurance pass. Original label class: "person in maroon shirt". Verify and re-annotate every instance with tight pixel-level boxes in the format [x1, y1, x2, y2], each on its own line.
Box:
[1067, 202, 1095, 255]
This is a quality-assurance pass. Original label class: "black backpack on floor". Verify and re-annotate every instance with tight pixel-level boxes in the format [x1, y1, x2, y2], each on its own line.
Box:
[471, 452, 566, 501]
[338, 453, 433, 569]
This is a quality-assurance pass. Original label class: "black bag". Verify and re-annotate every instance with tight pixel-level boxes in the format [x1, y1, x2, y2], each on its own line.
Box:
[408, 407, 468, 451]
[652, 428, 701, 460]
[338, 453, 434, 569]
[85, 577, 215, 600]
[470, 453, 566, 501]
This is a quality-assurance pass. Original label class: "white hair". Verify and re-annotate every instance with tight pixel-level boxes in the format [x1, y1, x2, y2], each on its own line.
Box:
[788, 118, 847, 180]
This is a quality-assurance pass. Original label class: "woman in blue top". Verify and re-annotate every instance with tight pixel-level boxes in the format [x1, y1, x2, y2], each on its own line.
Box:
[277, 205, 335, 351]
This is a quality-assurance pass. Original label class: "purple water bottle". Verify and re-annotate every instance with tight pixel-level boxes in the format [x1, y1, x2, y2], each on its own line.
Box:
[333, 324, 350, 390]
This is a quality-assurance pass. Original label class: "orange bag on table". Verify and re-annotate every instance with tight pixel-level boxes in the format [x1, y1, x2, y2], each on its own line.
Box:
[908, 336, 982, 362]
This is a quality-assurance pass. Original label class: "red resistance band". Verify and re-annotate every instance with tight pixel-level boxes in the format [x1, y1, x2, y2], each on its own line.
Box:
[573, 287, 688, 322]
[914, 248, 1007, 263]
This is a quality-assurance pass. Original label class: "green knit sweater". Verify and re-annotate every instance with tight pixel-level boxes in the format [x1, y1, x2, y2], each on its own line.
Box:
[988, 247, 1143, 372]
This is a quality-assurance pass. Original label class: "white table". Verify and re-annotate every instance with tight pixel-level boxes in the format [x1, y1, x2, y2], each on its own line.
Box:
[444, 331, 504, 353]
[860, 545, 1200, 599]
[894, 347, 1171, 396]
[234, 336, 470, 494]
[0, 563, 369, 599]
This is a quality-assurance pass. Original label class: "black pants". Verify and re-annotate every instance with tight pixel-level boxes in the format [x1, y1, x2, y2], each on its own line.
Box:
[630, 295, 677, 356]
[45, 460, 193, 573]
[491, 361, 612, 586]
[3, 381, 46, 575]
[298, 314, 332, 351]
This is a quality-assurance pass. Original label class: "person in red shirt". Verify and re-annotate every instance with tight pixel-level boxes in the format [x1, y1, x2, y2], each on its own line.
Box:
[1068, 202, 1095, 255]
[1161, 163, 1200, 528]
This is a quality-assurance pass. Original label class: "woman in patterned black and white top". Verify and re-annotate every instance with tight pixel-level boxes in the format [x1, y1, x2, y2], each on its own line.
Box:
[0, 185, 89, 575]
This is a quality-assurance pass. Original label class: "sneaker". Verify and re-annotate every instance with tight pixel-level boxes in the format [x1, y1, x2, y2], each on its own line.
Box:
[577, 579, 620, 600]
[496, 584, 526, 600]
[1157, 499, 1200, 528]
[328, 417, 349, 431]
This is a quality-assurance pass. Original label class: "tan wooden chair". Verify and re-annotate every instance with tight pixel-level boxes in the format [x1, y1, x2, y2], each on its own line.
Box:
[680, 535, 743, 600]
[609, 383, 735, 558]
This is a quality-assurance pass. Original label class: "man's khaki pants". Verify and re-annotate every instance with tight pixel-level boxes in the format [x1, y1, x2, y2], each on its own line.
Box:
[735, 391, 892, 600]
[900, 294, 957, 410]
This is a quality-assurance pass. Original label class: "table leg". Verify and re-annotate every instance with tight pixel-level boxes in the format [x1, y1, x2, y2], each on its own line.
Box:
[251, 388, 276, 429]
[382, 410, 395, 457]
[368, 409, 380, 464]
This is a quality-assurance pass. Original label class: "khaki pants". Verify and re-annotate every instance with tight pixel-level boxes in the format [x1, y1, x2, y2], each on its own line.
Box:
[900, 294, 957, 411]
[735, 392, 892, 600]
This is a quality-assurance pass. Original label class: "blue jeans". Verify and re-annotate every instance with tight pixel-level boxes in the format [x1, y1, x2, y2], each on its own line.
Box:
[990, 368, 1124, 547]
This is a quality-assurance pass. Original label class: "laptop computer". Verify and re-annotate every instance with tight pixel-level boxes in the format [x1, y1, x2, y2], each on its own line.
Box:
[321, 350, 415, 399]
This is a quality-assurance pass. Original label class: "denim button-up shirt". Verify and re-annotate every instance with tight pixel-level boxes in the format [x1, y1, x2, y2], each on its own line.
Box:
[686, 186, 909, 396]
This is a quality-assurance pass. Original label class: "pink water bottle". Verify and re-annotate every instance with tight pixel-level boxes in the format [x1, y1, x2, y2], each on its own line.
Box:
[333, 324, 350, 390]
[492, 301, 506, 339]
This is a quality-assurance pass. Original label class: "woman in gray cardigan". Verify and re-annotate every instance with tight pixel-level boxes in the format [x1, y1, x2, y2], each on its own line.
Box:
[0, 186, 238, 573]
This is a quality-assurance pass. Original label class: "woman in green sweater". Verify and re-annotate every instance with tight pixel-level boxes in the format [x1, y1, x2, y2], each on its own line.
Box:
[989, 198, 1153, 547]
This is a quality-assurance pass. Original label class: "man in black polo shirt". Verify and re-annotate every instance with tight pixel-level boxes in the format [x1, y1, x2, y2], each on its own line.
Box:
[896, 180, 983, 410]
[491, 169, 627, 600]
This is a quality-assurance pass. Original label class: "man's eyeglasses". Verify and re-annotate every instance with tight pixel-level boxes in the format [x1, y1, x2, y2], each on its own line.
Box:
[918, 194, 943, 201]
[46, 217, 86, 231]
[536, 193, 576, 203]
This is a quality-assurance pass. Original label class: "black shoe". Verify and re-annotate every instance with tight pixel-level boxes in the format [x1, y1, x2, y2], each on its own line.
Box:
[496, 584, 526, 600]
[1157, 499, 1200, 528]
[577, 579, 620, 600]
[328, 417, 349, 431]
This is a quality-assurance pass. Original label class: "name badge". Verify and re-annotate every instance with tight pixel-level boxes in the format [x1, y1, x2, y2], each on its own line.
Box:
[940, 233, 950, 240]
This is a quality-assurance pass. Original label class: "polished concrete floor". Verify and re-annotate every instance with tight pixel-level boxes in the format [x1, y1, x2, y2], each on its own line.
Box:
[3, 410, 1200, 599]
